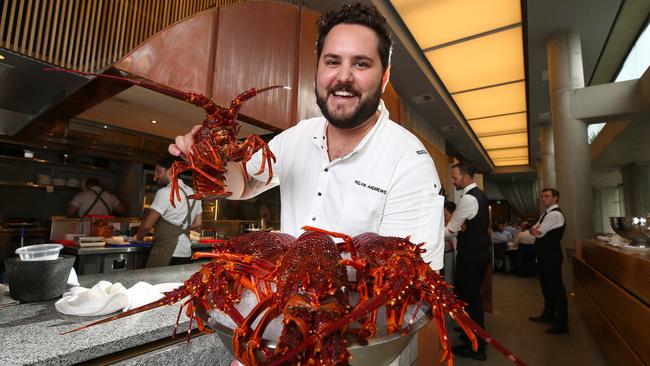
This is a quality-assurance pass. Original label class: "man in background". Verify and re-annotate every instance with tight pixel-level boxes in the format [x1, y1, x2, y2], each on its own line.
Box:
[444, 161, 490, 361]
[67, 177, 124, 218]
[135, 156, 202, 267]
[529, 188, 569, 334]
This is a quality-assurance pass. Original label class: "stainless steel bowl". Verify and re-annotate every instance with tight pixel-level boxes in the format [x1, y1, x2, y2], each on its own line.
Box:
[195, 300, 432, 366]
[609, 217, 650, 246]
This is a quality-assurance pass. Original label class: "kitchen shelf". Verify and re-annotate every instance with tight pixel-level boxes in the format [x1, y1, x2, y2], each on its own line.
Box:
[0, 180, 81, 191]
[0, 154, 119, 173]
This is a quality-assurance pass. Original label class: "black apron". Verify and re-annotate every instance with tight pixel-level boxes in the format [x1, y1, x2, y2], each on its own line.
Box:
[146, 188, 196, 268]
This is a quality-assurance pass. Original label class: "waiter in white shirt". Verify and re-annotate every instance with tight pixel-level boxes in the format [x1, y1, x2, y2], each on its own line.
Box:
[444, 162, 489, 361]
[135, 156, 202, 267]
[528, 188, 569, 334]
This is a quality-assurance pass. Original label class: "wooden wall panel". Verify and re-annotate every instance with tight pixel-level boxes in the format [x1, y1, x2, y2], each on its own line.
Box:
[382, 82, 401, 123]
[295, 7, 322, 123]
[212, 2, 298, 130]
[115, 9, 218, 97]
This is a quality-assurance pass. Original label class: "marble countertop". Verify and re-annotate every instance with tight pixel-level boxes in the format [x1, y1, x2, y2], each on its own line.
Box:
[0, 263, 208, 365]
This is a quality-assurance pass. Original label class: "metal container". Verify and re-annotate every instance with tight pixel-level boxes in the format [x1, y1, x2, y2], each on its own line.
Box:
[195, 300, 431, 366]
[609, 216, 650, 246]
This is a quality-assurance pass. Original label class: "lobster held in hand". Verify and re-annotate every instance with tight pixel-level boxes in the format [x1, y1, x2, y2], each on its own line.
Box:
[42, 67, 289, 207]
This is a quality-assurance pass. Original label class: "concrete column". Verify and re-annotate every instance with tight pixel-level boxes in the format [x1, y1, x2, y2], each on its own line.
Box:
[540, 125, 557, 189]
[621, 163, 650, 217]
[547, 30, 594, 285]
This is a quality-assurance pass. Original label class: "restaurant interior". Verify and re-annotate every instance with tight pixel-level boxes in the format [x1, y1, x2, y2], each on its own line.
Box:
[0, 0, 648, 365]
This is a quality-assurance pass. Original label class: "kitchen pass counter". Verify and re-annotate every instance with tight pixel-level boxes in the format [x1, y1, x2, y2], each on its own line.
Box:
[0, 263, 231, 365]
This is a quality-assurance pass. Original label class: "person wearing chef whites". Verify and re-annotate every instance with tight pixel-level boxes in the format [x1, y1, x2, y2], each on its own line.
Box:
[134, 156, 202, 267]
[67, 177, 125, 218]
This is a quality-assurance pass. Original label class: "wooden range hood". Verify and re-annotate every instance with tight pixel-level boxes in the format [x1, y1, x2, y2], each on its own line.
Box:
[114, 1, 322, 131]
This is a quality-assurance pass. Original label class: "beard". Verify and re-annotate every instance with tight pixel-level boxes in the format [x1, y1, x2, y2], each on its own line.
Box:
[315, 82, 382, 129]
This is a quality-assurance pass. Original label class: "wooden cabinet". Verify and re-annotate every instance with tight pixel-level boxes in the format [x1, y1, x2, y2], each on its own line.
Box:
[574, 240, 650, 365]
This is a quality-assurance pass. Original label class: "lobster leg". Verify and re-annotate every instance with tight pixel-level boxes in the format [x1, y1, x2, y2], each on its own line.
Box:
[192, 252, 276, 273]
[168, 160, 194, 207]
[232, 296, 276, 366]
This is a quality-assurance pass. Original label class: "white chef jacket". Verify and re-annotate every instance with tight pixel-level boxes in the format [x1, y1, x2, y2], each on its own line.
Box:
[444, 183, 478, 238]
[245, 101, 445, 269]
[149, 179, 202, 258]
[533, 204, 565, 238]
[69, 186, 122, 217]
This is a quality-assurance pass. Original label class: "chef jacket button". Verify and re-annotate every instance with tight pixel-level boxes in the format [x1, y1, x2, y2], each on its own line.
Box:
[313, 136, 317, 139]
[324, 168, 328, 172]
[317, 192, 322, 196]
[311, 217, 316, 221]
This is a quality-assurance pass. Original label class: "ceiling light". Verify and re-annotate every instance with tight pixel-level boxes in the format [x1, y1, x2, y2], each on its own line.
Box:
[151, 120, 158, 124]
[452, 81, 526, 120]
[103, 125, 108, 129]
[391, 0, 521, 49]
[468, 112, 527, 137]
[487, 147, 528, 159]
[425, 26, 524, 93]
[0, 54, 4, 60]
[479, 132, 527, 150]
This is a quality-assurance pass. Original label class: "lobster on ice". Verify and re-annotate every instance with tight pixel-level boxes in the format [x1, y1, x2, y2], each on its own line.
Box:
[44, 67, 289, 206]
[62, 228, 526, 366]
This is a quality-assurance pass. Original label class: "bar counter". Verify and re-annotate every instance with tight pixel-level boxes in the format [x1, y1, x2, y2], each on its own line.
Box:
[573, 239, 650, 366]
[0, 262, 426, 365]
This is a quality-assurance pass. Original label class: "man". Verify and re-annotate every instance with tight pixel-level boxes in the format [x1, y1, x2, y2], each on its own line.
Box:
[135, 156, 202, 267]
[169, 3, 445, 270]
[444, 161, 489, 361]
[67, 177, 125, 218]
[529, 188, 569, 334]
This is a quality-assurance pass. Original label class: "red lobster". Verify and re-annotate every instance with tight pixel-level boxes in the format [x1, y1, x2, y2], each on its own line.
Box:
[44, 67, 288, 207]
[212, 230, 354, 365]
[270, 227, 526, 366]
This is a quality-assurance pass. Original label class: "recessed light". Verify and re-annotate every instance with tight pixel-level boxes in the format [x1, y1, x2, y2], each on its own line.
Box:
[103, 125, 108, 129]
[0, 54, 4, 60]
[151, 120, 158, 124]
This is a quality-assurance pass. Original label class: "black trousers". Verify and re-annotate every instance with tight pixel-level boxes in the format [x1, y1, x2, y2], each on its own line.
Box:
[455, 252, 489, 349]
[537, 254, 568, 326]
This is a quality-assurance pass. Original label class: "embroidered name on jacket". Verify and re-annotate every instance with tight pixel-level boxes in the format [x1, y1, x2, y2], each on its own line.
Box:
[354, 180, 387, 195]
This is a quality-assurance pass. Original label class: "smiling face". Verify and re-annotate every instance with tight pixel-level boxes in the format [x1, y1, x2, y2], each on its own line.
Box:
[315, 23, 386, 129]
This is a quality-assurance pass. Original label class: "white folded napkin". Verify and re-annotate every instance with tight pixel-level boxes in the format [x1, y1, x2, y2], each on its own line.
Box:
[55, 281, 182, 316]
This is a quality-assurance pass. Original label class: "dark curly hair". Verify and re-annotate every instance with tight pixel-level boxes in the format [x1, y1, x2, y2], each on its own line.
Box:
[156, 155, 178, 170]
[316, 3, 392, 72]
